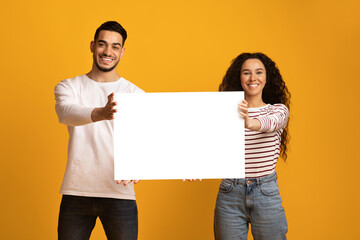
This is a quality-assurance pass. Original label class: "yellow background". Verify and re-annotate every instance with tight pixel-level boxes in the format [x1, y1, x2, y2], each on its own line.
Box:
[1, 0, 359, 239]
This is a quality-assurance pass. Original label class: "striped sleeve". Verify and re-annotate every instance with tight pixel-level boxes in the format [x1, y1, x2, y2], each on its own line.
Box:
[255, 104, 289, 133]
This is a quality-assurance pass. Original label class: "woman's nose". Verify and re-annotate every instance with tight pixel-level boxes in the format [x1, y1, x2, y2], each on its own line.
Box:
[250, 74, 256, 81]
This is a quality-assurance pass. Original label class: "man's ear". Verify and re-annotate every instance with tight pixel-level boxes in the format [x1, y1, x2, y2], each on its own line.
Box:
[120, 47, 125, 59]
[90, 41, 95, 53]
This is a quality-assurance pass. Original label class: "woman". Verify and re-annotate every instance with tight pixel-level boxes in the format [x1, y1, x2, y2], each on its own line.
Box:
[214, 52, 291, 240]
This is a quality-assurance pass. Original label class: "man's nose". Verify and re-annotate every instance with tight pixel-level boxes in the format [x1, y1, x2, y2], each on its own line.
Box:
[103, 46, 111, 56]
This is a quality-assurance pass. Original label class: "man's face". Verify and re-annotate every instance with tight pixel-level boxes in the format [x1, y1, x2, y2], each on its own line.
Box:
[91, 30, 125, 72]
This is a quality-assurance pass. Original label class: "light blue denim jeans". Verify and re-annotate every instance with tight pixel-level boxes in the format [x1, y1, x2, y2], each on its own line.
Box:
[214, 172, 287, 240]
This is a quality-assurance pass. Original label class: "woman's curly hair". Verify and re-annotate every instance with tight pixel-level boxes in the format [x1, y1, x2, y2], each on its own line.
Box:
[219, 52, 291, 161]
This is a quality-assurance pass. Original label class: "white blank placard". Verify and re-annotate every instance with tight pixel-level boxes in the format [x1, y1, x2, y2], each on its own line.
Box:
[113, 91, 244, 180]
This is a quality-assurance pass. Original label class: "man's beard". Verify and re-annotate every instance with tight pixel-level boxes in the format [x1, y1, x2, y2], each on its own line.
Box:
[94, 54, 119, 72]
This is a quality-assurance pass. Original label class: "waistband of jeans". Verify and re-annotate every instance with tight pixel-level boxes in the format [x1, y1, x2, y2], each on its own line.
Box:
[231, 171, 277, 185]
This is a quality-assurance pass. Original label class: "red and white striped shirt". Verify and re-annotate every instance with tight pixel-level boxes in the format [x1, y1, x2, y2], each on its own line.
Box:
[245, 104, 289, 178]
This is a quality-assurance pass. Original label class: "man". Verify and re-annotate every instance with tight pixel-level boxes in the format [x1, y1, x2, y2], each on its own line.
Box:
[55, 21, 143, 240]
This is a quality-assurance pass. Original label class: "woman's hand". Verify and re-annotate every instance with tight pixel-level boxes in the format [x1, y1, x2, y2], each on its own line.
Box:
[238, 100, 250, 127]
[238, 100, 261, 131]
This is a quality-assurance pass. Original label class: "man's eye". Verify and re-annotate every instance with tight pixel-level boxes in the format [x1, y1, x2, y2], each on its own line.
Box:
[256, 71, 263, 75]
[113, 46, 119, 50]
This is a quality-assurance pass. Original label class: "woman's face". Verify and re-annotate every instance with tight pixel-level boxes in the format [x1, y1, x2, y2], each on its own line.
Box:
[240, 58, 266, 99]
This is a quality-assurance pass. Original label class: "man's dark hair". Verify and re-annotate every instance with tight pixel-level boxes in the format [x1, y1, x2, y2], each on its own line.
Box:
[94, 21, 127, 45]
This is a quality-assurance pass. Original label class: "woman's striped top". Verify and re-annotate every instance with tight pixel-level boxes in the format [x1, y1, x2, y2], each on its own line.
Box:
[245, 104, 289, 178]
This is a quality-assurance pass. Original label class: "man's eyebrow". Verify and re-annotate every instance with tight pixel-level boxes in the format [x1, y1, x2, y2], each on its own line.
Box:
[98, 40, 122, 47]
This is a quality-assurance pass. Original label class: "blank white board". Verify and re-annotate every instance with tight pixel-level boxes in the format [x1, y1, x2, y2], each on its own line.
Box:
[113, 91, 244, 180]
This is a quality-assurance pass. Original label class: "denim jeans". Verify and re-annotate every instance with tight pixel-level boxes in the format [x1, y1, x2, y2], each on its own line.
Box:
[58, 195, 138, 240]
[214, 172, 287, 240]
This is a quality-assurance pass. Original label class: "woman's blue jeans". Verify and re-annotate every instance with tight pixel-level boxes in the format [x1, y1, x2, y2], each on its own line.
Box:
[214, 172, 287, 240]
[58, 195, 138, 240]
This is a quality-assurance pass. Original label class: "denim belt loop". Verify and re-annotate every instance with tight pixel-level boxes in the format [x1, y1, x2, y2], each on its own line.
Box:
[232, 178, 238, 187]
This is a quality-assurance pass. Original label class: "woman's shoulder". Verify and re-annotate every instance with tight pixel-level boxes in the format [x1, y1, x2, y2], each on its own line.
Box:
[266, 103, 289, 115]
[271, 103, 288, 110]
[248, 103, 288, 117]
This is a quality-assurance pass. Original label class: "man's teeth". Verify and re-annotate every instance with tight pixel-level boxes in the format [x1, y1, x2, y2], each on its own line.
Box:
[249, 84, 259, 87]
[102, 58, 113, 62]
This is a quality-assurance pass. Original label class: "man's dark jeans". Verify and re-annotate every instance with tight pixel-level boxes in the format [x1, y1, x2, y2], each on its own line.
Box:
[58, 195, 138, 240]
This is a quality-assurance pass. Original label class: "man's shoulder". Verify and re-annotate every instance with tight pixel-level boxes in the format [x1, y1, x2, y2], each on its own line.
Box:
[55, 75, 89, 94]
[118, 77, 145, 93]
[62, 74, 87, 84]
[56, 75, 87, 88]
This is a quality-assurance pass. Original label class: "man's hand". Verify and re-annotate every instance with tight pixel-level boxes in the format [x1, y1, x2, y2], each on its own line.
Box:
[91, 93, 117, 122]
[116, 180, 140, 186]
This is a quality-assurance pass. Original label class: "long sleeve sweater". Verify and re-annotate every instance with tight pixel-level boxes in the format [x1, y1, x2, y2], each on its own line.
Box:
[245, 104, 289, 178]
[54, 74, 144, 199]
